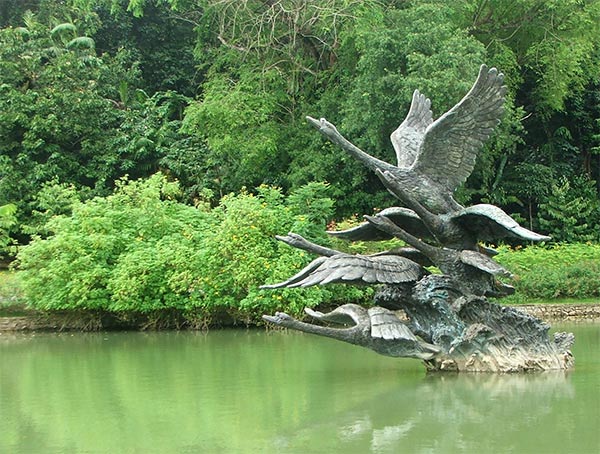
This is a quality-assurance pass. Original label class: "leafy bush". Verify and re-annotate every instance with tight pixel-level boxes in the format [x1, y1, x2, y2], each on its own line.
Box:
[21, 180, 82, 237]
[191, 182, 370, 323]
[17, 174, 207, 312]
[16, 175, 371, 326]
[0, 204, 17, 258]
[495, 243, 600, 301]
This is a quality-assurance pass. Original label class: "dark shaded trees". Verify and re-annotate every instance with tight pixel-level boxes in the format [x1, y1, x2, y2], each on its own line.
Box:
[0, 7, 199, 241]
[2, 0, 600, 247]
[0, 15, 136, 227]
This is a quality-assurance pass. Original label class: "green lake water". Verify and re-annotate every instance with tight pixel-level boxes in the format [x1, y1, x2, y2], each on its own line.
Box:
[1, 323, 598, 454]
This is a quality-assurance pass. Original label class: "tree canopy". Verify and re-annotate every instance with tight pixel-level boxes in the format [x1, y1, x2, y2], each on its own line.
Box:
[1, 0, 600, 247]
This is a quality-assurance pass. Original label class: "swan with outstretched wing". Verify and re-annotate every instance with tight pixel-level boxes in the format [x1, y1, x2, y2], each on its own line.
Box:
[308, 65, 507, 214]
[261, 252, 426, 289]
[393, 65, 506, 190]
[263, 304, 441, 360]
[327, 203, 550, 246]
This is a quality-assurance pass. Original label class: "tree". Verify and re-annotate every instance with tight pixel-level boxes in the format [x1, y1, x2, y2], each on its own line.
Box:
[92, 1, 199, 96]
[180, 67, 290, 198]
[0, 9, 207, 241]
[539, 176, 600, 242]
[460, 0, 600, 113]
[0, 204, 18, 259]
[0, 1, 40, 27]
[452, 0, 600, 233]
[0, 15, 139, 230]
[4, 0, 600, 241]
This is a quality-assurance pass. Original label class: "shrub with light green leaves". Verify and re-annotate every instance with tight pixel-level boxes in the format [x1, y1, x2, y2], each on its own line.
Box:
[17, 174, 210, 313]
[16, 174, 371, 325]
[196, 183, 371, 322]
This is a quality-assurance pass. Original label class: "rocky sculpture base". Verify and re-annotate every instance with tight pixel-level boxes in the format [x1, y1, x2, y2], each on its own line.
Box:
[265, 275, 574, 373]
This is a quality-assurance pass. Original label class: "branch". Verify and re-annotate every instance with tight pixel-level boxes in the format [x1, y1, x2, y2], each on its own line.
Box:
[217, 34, 248, 52]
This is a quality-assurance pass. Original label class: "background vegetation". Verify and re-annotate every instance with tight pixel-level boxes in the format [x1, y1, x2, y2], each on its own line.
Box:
[1, 1, 600, 325]
[496, 243, 600, 303]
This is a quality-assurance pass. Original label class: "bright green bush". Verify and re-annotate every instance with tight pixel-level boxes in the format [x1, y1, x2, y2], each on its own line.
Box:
[0, 203, 17, 258]
[495, 243, 600, 301]
[16, 174, 371, 325]
[17, 174, 209, 312]
[191, 182, 371, 322]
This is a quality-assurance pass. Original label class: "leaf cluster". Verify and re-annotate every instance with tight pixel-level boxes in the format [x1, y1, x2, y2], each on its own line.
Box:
[0, 204, 18, 258]
[16, 175, 370, 324]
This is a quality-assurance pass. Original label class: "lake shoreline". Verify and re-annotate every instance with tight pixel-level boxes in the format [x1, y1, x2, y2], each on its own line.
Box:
[1, 303, 599, 332]
[509, 303, 600, 322]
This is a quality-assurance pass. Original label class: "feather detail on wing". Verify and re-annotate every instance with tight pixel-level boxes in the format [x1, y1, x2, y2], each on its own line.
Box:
[412, 65, 507, 192]
[391, 90, 433, 168]
[459, 250, 512, 277]
[304, 306, 357, 325]
[452, 204, 551, 242]
[260, 254, 425, 289]
[307, 305, 425, 342]
[327, 207, 428, 241]
[368, 307, 415, 340]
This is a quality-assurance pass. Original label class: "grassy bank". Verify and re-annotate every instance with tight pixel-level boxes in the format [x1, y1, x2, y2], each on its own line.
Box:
[0, 269, 27, 316]
[495, 243, 600, 304]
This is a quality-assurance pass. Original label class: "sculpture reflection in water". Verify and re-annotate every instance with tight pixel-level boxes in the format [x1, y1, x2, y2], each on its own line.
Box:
[262, 65, 574, 372]
[272, 372, 577, 452]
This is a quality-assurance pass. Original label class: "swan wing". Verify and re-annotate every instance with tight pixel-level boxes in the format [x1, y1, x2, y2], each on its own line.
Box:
[260, 256, 328, 289]
[368, 307, 416, 340]
[452, 204, 551, 242]
[391, 90, 433, 168]
[327, 207, 429, 241]
[261, 254, 425, 289]
[459, 250, 511, 277]
[412, 65, 507, 192]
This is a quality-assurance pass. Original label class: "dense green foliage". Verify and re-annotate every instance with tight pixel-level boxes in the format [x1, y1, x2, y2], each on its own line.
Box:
[16, 175, 370, 324]
[0, 13, 135, 231]
[2, 0, 599, 245]
[2, 1, 600, 321]
[496, 243, 600, 302]
[0, 4, 201, 242]
[0, 203, 17, 258]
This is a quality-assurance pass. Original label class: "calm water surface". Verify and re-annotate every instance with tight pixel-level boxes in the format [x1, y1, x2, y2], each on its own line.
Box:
[1, 323, 598, 453]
